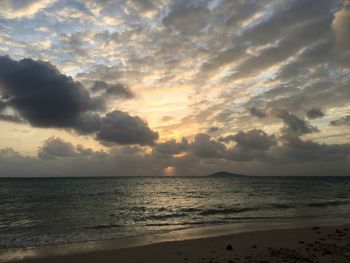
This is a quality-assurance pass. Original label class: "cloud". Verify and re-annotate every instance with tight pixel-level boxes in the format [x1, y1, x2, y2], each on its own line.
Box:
[0, 100, 24, 123]
[161, 116, 174, 122]
[0, 113, 24, 123]
[91, 81, 134, 99]
[270, 135, 350, 163]
[332, 1, 350, 50]
[0, 56, 158, 146]
[306, 108, 324, 119]
[0, 0, 55, 19]
[207, 126, 220, 133]
[0, 0, 350, 177]
[271, 108, 319, 135]
[330, 115, 350, 126]
[0, 147, 21, 158]
[162, 4, 210, 35]
[199, 46, 245, 74]
[189, 134, 226, 158]
[220, 129, 276, 150]
[37, 136, 102, 159]
[154, 138, 188, 155]
[96, 111, 159, 146]
[0, 55, 95, 128]
[249, 107, 267, 118]
[38, 137, 78, 159]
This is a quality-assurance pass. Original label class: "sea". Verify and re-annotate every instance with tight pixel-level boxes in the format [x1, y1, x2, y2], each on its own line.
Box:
[0, 176, 349, 249]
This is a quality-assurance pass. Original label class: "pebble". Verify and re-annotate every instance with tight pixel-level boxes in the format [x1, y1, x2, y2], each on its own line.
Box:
[226, 244, 233, 250]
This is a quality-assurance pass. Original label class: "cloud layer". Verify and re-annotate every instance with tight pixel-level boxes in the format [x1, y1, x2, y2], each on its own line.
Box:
[0, 56, 158, 146]
[0, 0, 349, 176]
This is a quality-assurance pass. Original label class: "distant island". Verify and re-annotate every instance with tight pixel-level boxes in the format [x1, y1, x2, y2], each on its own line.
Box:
[206, 171, 247, 177]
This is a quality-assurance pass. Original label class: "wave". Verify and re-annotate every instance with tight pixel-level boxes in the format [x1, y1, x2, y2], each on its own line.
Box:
[147, 212, 188, 220]
[306, 200, 350, 207]
[271, 203, 293, 209]
[199, 207, 257, 216]
[84, 224, 121, 230]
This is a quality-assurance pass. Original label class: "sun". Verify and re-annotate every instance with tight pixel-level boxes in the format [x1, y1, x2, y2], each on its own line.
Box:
[163, 166, 176, 176]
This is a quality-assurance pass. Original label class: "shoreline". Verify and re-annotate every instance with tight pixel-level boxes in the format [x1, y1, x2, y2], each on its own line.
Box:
[1, 218, 349, 262]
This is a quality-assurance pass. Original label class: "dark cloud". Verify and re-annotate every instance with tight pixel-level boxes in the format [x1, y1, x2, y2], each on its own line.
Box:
[2, 127, 350, 177]
[193, 129, 350, 164]
[0, 56, 158, 146]
[306, 108, 325, 119]
[154, 138, 188, 155]
[330, 115, 350, 126]
[271, 108, 319, 135]
[0, 113, 24, 123]
[96, 111, 159, 146]
[189, 134, 226, 158]
[38, 137, 78, 160]
[270, 135, 350, 163]
[91, 81, 134, 99]
[38, 137, 101, 160]
[0, 55, 95, 128]
[207, 126, 220, 133]
[220, 129, 276, 151]
[249, 107, 267, 118]
[0, 147, 21, 158]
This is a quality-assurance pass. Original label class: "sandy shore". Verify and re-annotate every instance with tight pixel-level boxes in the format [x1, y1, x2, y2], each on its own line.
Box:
[1, 219, 350, 263]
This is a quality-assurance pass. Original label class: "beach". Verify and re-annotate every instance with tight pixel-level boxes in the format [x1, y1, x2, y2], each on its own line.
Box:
[1, 219, 350, 263]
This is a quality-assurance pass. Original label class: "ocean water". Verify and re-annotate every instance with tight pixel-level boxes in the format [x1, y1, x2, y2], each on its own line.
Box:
[0, 176, 349, 249]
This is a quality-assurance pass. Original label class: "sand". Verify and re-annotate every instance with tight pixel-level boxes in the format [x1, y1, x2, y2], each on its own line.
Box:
[1, 219, 350, 263]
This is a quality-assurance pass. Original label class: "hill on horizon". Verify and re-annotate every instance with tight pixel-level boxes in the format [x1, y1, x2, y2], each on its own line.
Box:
[206, 171, 247, 177]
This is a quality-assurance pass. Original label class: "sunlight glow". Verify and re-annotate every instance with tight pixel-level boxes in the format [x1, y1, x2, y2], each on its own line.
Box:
[163, 166, 176, 176]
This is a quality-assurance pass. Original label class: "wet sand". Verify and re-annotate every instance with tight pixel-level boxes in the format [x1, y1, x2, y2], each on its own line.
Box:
[1, 219, 350, 263]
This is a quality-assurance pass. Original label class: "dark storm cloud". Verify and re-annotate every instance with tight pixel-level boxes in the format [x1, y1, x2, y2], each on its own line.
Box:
[0, 55, 94, 128]
[249, 107, 267, 118]
[0, 113, 24, 123]
[154, 138, 188, 155]
[0, 56, 158, 146]
[91, 81, 134, 99]
[330, 115, 350, 126]
[69, 110, 159, 146]
[38, 137, 100, 160]
[38, 137, 78, 159]
[96, 110, 159, 146]
[189, 134, 226, 158]
[220, 129, 276, 151]
[306, 108, 325, 119]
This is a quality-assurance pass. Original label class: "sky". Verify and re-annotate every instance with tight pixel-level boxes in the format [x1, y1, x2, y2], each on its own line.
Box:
[0, 0, 349, 177]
